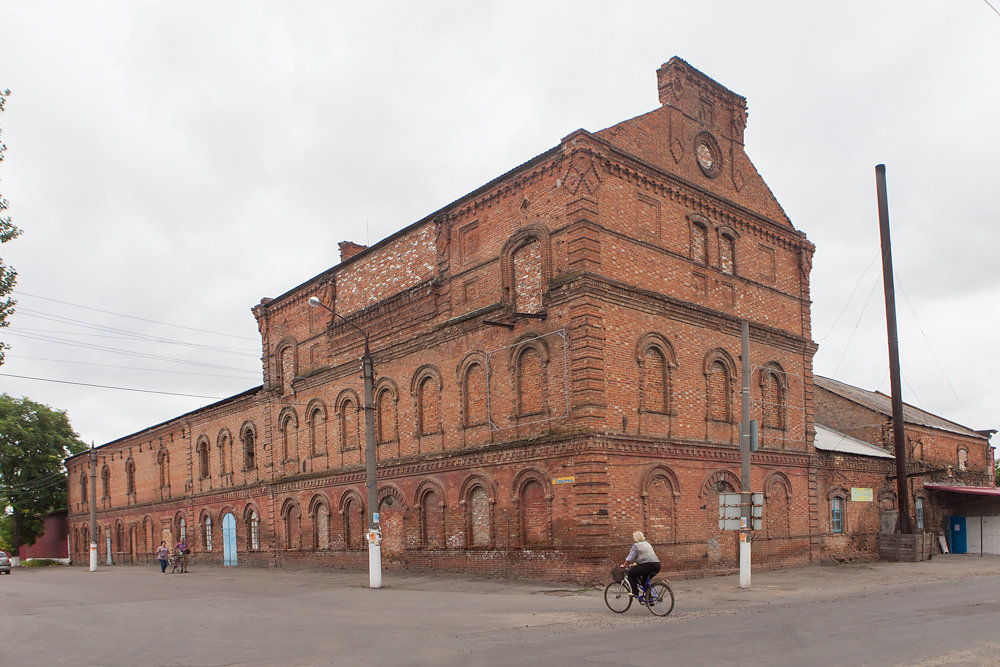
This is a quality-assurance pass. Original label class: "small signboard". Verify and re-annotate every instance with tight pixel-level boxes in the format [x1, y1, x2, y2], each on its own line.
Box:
[719, 493, 763, 530]
[552, 476, 575, 485]
[851, 488, 874, 502]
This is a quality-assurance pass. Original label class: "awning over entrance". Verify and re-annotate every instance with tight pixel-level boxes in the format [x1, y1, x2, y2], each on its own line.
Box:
[924, 484, 1000, 497]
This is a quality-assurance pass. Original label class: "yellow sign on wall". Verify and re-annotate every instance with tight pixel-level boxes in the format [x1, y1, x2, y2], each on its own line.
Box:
[552, 476, 575, 485]
[851, 487, 874, 502]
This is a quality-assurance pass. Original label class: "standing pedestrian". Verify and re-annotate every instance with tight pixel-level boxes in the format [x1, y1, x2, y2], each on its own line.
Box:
[177, 538, 190, 573]
[156, 541, 169, 573]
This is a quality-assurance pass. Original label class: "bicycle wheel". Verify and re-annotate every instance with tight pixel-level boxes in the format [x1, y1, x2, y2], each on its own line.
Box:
[604, 581, 633, 613]
[645, 581, 674, 616]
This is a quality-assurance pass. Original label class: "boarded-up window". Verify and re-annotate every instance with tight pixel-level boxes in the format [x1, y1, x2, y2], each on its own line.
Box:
[720, 234, 735, 275]
[766, 481, 790, 538]
[379, 498, 404, 557]
[197, 441, 209, 479]
[341, 399, 359, 451]
[464, 364, 488, 427]
[422, 490, 444, 548]
[345, 497, 364, 550]
[645, 475, 674, 543]
[708, 361, 730, 421]
[469, 486, 490, 547]
[309, 408, 325, 456]
[315, 504, 330, 550]
[517, 347, 545, 416]
[418, 377, 439, 435]
[218, 434, 230, 474]
[280, 346, 295, 393]
[377, 390, 397, 443]
[520, 480, 548, 546]
[692, 223, 708, 264]
[761, 370, 785, 429]
[641, 347, 669, 413]
[512, 238, 543, 313]
[284, 504, 300, 550]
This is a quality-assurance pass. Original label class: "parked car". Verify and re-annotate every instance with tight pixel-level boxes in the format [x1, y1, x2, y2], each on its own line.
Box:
[0, 551, 10, 574]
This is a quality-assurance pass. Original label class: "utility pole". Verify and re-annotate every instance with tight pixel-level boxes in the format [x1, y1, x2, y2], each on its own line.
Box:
[875, 164, 914, 535]
[308, 296, 381, 588]
[739, 320, 752, 588]
[89, 443, 97, 571]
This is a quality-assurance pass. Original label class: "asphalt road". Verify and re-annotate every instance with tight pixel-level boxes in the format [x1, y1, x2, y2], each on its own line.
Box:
[2, 556, 1000, 666]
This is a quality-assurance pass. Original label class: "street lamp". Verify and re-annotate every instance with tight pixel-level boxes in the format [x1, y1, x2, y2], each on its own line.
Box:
[307, 296, 381, 588]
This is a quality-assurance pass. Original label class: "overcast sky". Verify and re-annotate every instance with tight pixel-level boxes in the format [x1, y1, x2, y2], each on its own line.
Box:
[1, 1, 998, 452]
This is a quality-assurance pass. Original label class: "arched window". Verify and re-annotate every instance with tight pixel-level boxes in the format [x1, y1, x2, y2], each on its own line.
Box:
[501, 226, 551, 314]
[719, 232, 736, 275]
[280, 414, 294, 461]
[115, 522, 124, 553]
[765, 476, 791, 538]
[636, 333, 676, 414]
[420, 487, 444, 548]
[242, 428, 256, 470]
[519, 479, 548, 546]
[125, 459, 135, 495]
[313, 500, 330, 550]
[831, 496, 845, 534]
[415, 373, 441, 436]
[307, 403, 326, 456]
[515, 345, 547, 417]
[958, 449, 968, 471]
[343, 495, 364, 550]
[283, 501, 301, 550]
[691, 220, 708, 265]
[760, 364, 786, 431]
[512, 237, 544, 313]
[203, 515, 213, 551]
[197, 439, 210, 479]
[80, 472, 88, 506]
[915, 497, 925, 531]
[248, 509, 260, 551]
[101, 465, 110, 501]
[157, 450, 169, 490]
[462, 363, 488, 427]
[278, 344, 295, 394]
[643, 471, 677, 543]
[376, 387, 397, 443]
[178, 516, 186, 542]
[218, 431, 231, 475]
[467, 485, 491, 547]
[708, 361, 730, 421]
[340, 397, 360, 451]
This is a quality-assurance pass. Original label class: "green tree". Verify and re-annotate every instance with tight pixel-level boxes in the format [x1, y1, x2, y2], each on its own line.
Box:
[0, 394, 87, 558]
[0, 89, 23, 365]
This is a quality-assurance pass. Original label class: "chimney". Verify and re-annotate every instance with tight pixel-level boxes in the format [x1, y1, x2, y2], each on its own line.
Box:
[338, 241, 368, 263]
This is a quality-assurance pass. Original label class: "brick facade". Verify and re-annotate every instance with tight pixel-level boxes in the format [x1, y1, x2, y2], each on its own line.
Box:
[65, 58, 929, 582]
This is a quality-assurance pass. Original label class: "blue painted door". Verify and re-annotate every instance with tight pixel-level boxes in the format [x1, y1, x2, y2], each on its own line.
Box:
[222, 513, 237, 566]
[949, 516, 967, 554]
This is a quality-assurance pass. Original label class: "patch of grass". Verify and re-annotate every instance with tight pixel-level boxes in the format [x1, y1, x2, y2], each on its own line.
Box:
[24, 559, 62, 567]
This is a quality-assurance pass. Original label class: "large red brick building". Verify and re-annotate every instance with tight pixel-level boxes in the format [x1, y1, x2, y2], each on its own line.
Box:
[65, 58, 964, 581]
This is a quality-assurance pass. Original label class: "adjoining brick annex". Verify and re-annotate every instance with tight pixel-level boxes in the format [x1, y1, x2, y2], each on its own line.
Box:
[64, 58, 994, 581]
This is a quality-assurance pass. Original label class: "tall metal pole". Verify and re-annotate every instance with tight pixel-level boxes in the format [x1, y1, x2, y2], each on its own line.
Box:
[362, 341, 382, 589]
[89, 443, 98, 571]
[875, 164, 914, 535]
[739, 320, 752, 588]
[308, 296, 381, 587]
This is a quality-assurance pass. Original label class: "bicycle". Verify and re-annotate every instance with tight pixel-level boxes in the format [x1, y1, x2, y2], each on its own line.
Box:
[604, 566, 674, 616]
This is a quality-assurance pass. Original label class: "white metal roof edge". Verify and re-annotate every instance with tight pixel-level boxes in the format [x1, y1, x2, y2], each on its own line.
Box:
[814, 423, 894, 459]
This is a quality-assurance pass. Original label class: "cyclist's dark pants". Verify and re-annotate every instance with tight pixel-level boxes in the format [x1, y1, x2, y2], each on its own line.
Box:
[627, 561, 661, 595]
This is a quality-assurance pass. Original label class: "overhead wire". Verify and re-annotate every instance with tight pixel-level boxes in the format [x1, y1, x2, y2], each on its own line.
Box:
[12, 290, 258, 341]
[0, 372, 228, 399]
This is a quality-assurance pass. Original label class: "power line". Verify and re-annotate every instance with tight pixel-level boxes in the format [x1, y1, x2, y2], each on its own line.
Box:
[817, 255, 878, 342]
[831, 277, 880, 378]
[12, 290, 258, 341]
[14, 308, 258, 356]
[11, 354, 258, 380]
[0, 372, 227, 399]
[4, 330, 257, 373]
[984, 0, 1000, 18]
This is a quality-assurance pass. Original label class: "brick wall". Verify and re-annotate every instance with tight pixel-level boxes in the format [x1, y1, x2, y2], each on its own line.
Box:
[65, 58, 898, 582]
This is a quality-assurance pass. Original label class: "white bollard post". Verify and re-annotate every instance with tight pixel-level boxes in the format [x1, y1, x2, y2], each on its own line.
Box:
[367, 529, 382, 589]
[89, 542, 98, 571]
[739, 533, 751, 588]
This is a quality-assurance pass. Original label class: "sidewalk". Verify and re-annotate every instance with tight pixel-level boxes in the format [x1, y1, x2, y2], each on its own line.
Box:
[355, 553, 1000, 612]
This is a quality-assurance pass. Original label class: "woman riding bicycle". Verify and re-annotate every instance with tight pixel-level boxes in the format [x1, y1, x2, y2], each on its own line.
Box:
[621, 530, 660, 598]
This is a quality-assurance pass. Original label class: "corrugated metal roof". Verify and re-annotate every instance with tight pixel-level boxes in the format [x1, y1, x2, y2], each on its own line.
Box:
[815, 375, 985, 440]
[814, 424, 894, 459]
[924, 484, 1000, 497]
